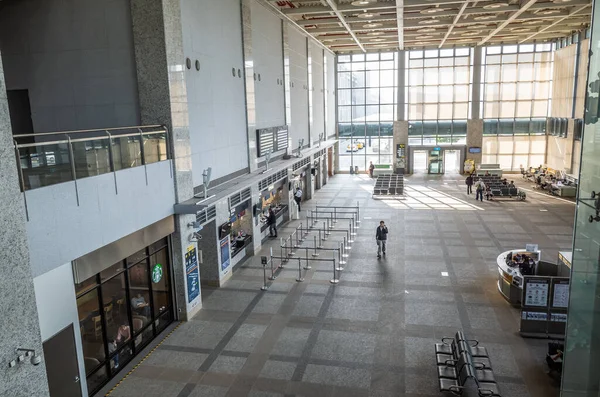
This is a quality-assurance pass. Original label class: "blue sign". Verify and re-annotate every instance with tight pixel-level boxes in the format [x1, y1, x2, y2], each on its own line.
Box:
[185, 246, 200, 303]
[220, 237, 231, 272]
[433, 147, 441, 151]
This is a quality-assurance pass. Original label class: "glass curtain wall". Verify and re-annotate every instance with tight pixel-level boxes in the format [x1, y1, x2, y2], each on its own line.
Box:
[406, 48, 471, 146]
[337, 52, 397, 172]
[76, 238, 174, 395]
[481, 43, 553, 171]
[561, 6, 600, 394]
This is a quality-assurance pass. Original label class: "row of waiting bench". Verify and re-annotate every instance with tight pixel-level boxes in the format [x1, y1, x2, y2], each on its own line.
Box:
[435, 331, 501, 396]
[374, 174, 404, 196]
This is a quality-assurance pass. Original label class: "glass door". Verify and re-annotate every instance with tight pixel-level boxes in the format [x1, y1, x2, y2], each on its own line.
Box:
[428, 149, 444, 174]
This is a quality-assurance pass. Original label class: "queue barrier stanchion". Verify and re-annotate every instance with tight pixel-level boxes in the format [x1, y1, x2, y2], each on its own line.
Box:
[322, 222, 328, 241]
[313, 236, 320, 257]
[260, 256, 269, 291]
[330, 255, 339, 284]
[296, 257, 304, 282]
[348, 220, 355, 243]
[303, 252, 312, 270]
[326, 217, 332, 235]
[279, 238, 286, 268]
[337, 242, 346, 268]
[341, 241, 349, 259]
[333, 207, 338, 224]
[350, 218, 357, 237]
[356, 201, 361, 224]
[269, 248, 277, 280]
[289, 235, 296, 256]
[344, 236, 351, 251]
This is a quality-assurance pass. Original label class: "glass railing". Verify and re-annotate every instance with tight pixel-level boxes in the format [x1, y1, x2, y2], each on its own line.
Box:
[14, 125, 170, 191]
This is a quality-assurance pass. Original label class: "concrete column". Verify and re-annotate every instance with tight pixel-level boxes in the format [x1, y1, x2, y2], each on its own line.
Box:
[241, 0, 258, 172]
[393, 121, 408, 173]
[130, 0, 200, 320]
[0, 54, 50, 396]
[471, 47, 483, 120]
[466, 119, 483, 165]
[397, 51, 406, 121]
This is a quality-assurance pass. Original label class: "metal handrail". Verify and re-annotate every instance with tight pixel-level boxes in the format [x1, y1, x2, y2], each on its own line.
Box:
[14, 124, 171, 193]
[13, 124, 165, 139]
[15, 131, 167, 149]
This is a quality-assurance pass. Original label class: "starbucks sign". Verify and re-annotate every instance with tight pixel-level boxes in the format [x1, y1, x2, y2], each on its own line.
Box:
[151, 264, 163, 283]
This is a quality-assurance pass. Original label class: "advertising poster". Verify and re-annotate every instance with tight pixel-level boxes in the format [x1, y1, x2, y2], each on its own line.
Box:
[220, 237, 231, 272]
[396, 144, 406, 169]
[185, 245, 200, 304]
[525, 279, 549, 307]
[552, 280, 570, 308]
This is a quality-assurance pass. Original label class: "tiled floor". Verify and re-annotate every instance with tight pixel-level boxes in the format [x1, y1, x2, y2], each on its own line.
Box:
[107, 173, 575, 397]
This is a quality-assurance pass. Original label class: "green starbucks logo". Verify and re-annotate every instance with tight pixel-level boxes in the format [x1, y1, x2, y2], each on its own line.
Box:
[151, 264, 163, 283]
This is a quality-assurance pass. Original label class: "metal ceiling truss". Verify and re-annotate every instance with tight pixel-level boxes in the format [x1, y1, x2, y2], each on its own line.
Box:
[267, 0, 592, 53]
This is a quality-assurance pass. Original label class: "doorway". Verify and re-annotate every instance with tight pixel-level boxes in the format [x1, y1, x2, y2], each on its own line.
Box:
[444, 150, 460, 174]
[413, 150, 427, 174]
[43, 324, 83, 397]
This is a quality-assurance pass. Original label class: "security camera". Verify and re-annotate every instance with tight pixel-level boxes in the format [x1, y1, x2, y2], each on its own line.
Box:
[30, 355, 42, 366]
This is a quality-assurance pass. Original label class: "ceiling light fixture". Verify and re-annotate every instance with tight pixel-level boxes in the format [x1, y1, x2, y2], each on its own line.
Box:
[367, 31, 385, 36]
[370, 38, 387, 42]
[417, 27, 437, 33]
[351, 0, 374, 6]
[483, 2, 509, 9]
[358, 12, 378, 19]
[461, 31, 482, 36]
[473, 15, 497, 21]
[510, 27, 530, 33]
[419, 19, 440, 25]
[552, 0, 573, 3]
[372, 43, 390, 47]
[534, 9, 561, 15]
[363, 22, 383, 28]
[415, 35, 433, 40]
[420, 7, 446, 15]
[522, 19, 544, 25]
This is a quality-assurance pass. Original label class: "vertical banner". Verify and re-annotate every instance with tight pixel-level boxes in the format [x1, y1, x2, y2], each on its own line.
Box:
[185, 245, 200, 304]
[220, 237, 231, 272]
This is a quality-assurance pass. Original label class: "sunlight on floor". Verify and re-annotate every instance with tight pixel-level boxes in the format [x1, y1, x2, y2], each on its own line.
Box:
[379, 185, 484, 211]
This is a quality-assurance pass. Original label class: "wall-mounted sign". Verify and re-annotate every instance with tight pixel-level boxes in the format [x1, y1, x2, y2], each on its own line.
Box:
[552, 279, 570, 308]
[151, 263, 163, 284]
[468, 147, 482, 154]
[185, 245, 200, 303]
[220, 237, 231, 272]
[524, 278, 549, 307]
[257, 125, 289, 157]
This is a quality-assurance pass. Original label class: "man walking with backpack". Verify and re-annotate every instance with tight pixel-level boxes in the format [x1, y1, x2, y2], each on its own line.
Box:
[465, 173, 473, 195]
[376, 220, 388, 259]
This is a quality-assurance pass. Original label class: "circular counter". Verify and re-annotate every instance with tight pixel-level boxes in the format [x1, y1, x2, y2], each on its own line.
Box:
[497, 249, 527, 306]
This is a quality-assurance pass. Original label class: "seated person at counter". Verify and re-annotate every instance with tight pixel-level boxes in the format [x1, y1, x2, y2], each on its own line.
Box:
[508, 181, 516, 189]
[131, 293, 150, 317]
[501, 178, 508, 186]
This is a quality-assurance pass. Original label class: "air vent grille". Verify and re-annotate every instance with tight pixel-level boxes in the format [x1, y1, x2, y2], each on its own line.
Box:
[258, 169, 287, 191]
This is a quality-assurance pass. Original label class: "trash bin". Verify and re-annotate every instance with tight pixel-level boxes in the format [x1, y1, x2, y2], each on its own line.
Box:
[354, 166, 359, 174]
[349, 166, 354, 174]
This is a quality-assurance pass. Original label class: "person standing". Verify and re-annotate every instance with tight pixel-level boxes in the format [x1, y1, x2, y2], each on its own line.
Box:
[268, 207, 277, 238]
[474, 178, 485, 202]
[465, 173, 473, 195]
[376, 220, 388, 258]
[294, 187, 303, 212]
[369, 161, 375, 178]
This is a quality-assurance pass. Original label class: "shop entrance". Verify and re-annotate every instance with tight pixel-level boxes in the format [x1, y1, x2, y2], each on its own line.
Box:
[413, 150, 428, 174]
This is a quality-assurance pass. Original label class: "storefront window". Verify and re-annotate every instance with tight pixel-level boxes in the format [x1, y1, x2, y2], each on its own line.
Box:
[150, 247, 171, 318]
[75, 238, 174, 396]
[77, 289, 105, 374]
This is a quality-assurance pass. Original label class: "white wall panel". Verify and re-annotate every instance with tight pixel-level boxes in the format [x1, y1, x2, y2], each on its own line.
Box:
[25, 162, 175, 278]
[288, 27, 309, 147]
[181, 0, 248, 184]
[251, 1, 285, 130]
[0, 0, 139, 132]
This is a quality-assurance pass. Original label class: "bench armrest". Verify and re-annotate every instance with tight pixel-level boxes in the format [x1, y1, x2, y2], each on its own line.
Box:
[442, 337, 453, 344]
[473, 362, 491, 370]
[445, 359, 458, 366]
[466, 339, 479, 346]
[449, 385, 465, 396]
[478, 388, 497, 396]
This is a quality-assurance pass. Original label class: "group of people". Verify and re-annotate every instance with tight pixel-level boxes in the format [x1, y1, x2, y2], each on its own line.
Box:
[465, 173, 515, 202]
